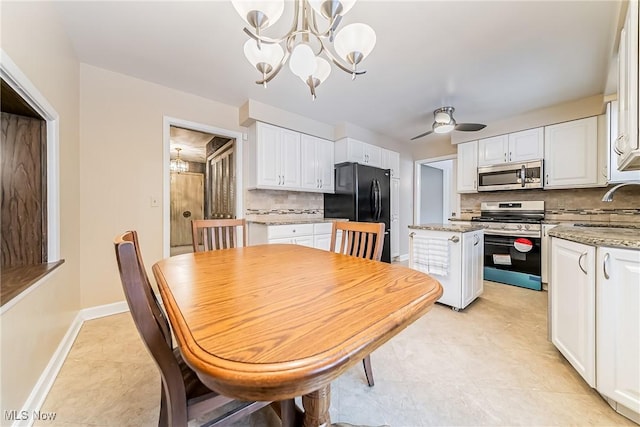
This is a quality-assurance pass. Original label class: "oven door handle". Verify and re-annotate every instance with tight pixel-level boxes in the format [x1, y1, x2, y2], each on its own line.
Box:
[483, 229, 541, 238]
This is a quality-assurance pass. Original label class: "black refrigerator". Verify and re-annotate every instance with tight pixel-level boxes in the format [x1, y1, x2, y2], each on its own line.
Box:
[324, 162, 391, 263]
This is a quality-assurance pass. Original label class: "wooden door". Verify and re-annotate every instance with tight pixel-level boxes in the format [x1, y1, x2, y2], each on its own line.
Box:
[207, 141, 235, 219]
[170, 172, 204, 247]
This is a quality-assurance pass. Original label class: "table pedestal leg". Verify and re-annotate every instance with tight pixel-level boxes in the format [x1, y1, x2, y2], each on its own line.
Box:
[302, 384, 331, 427]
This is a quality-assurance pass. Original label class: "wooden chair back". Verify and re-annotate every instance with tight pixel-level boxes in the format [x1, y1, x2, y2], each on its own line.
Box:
[330, 221, 385, 261]
[114, 231, 191, 424]
[115, 231, 287, 425]
[191, 219, 246, 252]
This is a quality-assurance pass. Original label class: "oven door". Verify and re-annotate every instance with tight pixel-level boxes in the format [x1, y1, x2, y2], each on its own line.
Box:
[483, 233, 542, 290]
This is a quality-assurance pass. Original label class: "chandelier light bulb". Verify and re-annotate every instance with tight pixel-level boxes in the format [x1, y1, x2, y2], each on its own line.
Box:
[243, 39, 284, 69]
[334, 23, 376, 65]
[231, 0, 284, 30]
[289, 44, 317, 79]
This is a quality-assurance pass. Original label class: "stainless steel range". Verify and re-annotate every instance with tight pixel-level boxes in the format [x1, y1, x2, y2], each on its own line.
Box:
[472, 201, 544, 290]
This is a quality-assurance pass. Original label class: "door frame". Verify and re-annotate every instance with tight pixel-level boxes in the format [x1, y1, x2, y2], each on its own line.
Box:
[162, 116, 243, 258]
[413, 154, 459, 225]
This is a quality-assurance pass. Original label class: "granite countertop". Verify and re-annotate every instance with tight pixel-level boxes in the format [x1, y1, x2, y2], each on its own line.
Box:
[548, 225, 640, 249]
[409, 223, 484, 233]
[247, 218, 347, 226]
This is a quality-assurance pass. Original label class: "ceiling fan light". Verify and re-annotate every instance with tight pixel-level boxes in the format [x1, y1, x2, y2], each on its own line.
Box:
[289, 43, 317, 79]
[433, 121, 455, 134]
[334, 23, 376, 64]
[243, 39, 283, 69]
[309, 0, 357, 19]
[231, 0, 284, 29]
[434, 111, 451, 123]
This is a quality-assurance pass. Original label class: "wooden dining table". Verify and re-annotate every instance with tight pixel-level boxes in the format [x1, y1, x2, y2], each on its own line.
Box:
[152, 244, 443, 426]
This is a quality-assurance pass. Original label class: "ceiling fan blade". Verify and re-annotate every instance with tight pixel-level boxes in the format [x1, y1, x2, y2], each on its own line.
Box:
[410, 130, 434, 140]
[455, 123, 486, 132]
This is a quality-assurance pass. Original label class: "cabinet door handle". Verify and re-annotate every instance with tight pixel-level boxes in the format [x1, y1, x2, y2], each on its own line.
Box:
[449, 236, 460, 243]
[473, 234, 480, 246]
[614, 134, 625, 155]
[545, 174, 549, 185]
[603, 253, 611, 279]
[504, 153, 507, 162]
[473, 179, 477, 190]
[578, 251, 588, 275]
[509, 152, 512, 162]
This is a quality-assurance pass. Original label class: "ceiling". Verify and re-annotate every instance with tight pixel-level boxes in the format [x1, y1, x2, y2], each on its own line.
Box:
[53, 1, 621, 145]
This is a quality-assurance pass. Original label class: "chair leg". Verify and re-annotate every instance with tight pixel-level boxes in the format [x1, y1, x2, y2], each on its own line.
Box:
[363, 356, 374, 387]
[158, 386, 168, 427]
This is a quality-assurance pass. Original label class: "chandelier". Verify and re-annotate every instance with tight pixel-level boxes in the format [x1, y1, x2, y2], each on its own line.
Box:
[170, 148, 188, 173]
[232, 0, 376, 99]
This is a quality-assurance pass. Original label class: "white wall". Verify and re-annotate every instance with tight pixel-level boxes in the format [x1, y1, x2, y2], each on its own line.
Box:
[1, 2, 81, 414]
[79, 64, 244, 308]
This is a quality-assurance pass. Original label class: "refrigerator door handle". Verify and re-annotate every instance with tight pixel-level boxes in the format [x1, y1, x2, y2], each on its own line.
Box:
[374, 179, 381, 221]
[369, 180, 377, 218]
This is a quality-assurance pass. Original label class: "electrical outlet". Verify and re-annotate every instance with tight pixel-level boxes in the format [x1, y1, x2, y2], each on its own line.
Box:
[150, 196, 159, 207]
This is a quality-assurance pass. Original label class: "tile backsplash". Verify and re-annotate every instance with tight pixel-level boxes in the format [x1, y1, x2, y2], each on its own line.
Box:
[460, 185, 640, 223]
[244, 189, 323, 220]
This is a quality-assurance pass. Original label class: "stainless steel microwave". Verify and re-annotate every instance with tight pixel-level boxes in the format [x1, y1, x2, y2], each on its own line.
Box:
[477, 160, 543, 191]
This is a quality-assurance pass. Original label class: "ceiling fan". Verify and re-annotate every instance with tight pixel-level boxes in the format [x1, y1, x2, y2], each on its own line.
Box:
[410, 107, 486, 140]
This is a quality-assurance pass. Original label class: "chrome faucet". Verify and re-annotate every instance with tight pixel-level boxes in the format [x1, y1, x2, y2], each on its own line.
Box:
[601, 181, 640, 202]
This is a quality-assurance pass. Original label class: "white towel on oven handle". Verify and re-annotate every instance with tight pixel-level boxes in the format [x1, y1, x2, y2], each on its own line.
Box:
[411, 237, 450, 277]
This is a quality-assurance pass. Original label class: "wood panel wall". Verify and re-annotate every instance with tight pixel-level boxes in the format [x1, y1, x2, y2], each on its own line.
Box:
[1, 112, 46, 267]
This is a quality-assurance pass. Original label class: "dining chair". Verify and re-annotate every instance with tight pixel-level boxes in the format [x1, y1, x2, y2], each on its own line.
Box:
[329, 221, 385, 387]
[114, 231, 277, 426]
[191, 219, 247, 252]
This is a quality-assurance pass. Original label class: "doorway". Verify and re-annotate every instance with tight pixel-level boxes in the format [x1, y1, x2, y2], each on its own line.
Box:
[163, 117, 243, 257]
[414, 155, 459, 224]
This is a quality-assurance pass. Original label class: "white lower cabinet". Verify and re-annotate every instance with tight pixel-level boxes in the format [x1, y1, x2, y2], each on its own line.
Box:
[249, 222, 339, 251]
[541, 224, 558, 284]
[550, 237, 596, 387]
[551, 238, 640, 421]
[409, 228, 483, 310]
[596, 247, 640, 417]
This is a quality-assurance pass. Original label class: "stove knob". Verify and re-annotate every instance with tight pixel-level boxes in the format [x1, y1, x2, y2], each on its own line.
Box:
[524, 224, 530, 230]
[516, 224, 522, 230]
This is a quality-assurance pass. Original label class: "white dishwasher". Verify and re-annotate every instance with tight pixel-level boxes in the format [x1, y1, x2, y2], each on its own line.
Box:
[409, 226, 484, 311]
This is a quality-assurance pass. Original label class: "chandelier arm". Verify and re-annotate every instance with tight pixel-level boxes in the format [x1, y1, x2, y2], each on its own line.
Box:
[255, 49, 292, 84]
[243, 27, 286, 45]
[307, 5, 340, 39]
[319, 43, 367, 75]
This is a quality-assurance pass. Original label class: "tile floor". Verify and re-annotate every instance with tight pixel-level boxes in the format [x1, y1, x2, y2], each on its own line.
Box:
[35, 282, 635, 427]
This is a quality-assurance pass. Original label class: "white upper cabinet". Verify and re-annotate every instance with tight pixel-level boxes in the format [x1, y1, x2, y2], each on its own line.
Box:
[301, 134, 334, 192]
[248, 121, 334, 193]
[616, 0, 640, 171]
[381, 149, 401, 178]
[335, 137, 382, 168]
[457, 140, 478, 193]
[478, 128, 543, 166]
[509, 128, 544, 162]
[607, 101, 640, 183]
[478, 135, 508, 166]
[544, 116, 601, 189]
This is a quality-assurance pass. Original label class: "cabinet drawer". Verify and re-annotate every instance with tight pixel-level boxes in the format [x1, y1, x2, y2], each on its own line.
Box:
[313, 222, 334, 235]
[267, 224, 314, 239]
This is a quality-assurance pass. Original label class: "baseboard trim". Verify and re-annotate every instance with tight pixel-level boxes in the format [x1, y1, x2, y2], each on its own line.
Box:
[398, 253, 409, 262]
[14, 301, 129, 427]
[80, 300, 129, 321]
